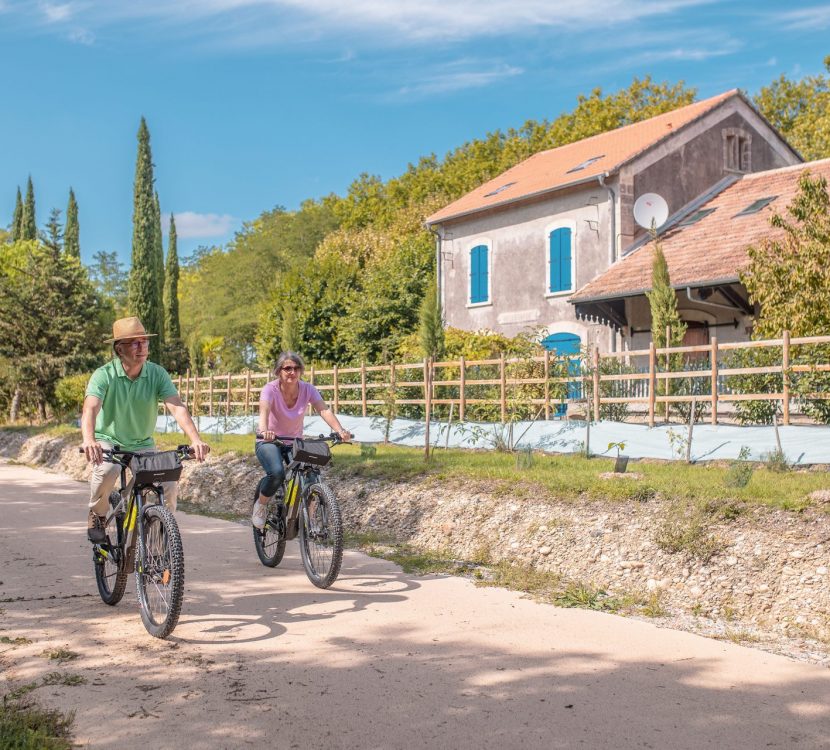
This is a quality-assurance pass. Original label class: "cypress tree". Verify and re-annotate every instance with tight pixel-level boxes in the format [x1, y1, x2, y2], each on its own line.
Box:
[164, 214, 181, 340]
[127, 117, 164, 361]
[64, 188, 80, 258]
[21, 176, 36, 241]
[11, 187, 22, 241]
[153, 190, 165, 346]
[418, 273, 444, 360]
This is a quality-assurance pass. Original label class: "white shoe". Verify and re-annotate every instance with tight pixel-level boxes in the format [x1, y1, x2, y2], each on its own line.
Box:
[252, 501, 268, 530]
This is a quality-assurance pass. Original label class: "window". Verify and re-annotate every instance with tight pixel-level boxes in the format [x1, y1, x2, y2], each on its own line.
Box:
[548, 227, 573, 293]
[484, 181, 516, 197]
[733, 196, 777, 217]
[566, 155, 604, 174]
[723, 129, 751, 172]
[469, 244, 489, 304]
[678, 207, 717, 226]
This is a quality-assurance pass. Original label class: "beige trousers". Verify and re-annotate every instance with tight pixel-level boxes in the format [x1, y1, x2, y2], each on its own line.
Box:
[88, 441, 178, 516]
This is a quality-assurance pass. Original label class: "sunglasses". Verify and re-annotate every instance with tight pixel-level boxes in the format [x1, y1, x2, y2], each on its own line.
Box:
[123, 339, 149, 349]
[281, 365, 300, 372]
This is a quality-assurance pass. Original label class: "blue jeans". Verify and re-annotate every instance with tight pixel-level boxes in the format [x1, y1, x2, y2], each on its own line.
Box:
[255, 442, 289, 498]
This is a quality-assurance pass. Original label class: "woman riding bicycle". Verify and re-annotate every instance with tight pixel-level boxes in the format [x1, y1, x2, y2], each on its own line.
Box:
[253, 351, 350, 530]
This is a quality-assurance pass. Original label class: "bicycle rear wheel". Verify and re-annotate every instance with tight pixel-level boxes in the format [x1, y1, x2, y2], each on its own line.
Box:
[94, 492, 128, 606]
[136, 502, 184, 638]
[252, 490, 286, 567]
[299, 482, 343, 589]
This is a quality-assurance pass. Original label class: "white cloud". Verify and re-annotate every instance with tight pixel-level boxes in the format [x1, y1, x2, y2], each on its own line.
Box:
[395, 64, 523, 99]
[165, 211, 236, 239]
[68, 27, 94, 44]
[774, 6, 830, 30]
[11, 0, 718, 47]
[40, 2, 73, 23]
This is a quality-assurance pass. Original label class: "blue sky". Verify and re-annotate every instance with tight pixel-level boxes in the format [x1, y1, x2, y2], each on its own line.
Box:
[0, 1, 828, 265]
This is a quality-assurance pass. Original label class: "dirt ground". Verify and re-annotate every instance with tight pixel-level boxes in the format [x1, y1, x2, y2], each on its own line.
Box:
[1, 460, 830, 749]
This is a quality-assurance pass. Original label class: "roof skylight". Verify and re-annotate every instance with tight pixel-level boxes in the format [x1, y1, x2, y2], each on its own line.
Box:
[566, 155, 605, 174]
[483, 181, 516, 197]
[733, 196, 777, 217]
[678, 207, 717, 226]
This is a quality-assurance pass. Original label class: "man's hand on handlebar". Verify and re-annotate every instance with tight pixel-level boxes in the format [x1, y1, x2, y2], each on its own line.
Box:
[81, 439, 104, 465]
[190, 440, 210, 462]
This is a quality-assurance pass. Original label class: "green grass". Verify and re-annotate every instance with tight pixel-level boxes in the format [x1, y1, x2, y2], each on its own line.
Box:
[0, 696, 75, 750]
[40, 649, 78, 664]
[27, 425, 830, 511]
[0, 636, 32, 646]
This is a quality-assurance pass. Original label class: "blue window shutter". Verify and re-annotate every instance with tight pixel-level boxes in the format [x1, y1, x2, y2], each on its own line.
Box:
[549, 228, 572, 292]
[470, 245, 488, 303]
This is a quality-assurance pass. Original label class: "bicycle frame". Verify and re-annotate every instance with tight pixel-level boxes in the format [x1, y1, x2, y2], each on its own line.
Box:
[94, 452, 172, 575]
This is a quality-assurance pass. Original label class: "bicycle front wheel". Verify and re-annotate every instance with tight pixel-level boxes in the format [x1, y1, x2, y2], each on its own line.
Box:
[252, 490, 286, 568]
[136, 503, 184, 638]
[299, 482, 343, 589]
[94, 492, 128, 605]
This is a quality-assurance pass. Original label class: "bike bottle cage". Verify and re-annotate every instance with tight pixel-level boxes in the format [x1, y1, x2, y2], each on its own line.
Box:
[130, 451, 183, 485]
[291, 438, 331, 466]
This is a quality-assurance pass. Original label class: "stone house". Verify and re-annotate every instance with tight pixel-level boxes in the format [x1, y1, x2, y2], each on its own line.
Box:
[425, 90, 801, 359]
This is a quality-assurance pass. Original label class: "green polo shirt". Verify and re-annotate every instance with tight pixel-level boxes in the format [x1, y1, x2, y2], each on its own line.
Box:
[86, 358, 178, 451]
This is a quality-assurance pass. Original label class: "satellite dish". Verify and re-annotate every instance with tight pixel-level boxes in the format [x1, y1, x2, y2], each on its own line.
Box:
[633, 193, 669, 230]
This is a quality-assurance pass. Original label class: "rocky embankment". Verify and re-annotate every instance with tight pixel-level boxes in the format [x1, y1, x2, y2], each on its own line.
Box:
[2, 429, 829, 666]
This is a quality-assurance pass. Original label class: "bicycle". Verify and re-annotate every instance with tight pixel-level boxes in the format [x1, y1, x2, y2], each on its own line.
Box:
[252, 433, 346, 589]
[81, 445, 193, 638]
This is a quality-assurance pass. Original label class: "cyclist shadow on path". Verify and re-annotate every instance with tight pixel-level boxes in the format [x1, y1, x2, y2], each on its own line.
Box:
[170, 553, 420, 646]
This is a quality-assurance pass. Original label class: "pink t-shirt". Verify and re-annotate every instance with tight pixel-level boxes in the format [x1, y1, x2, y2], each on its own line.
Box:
[259, 380, 324, 439]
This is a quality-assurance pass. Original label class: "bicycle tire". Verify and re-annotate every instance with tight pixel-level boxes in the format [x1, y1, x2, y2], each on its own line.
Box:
[93, 492, 128, 606]
[252, 490, 286, 568]
[299, 482, 343, 589]
[135, 503, 185, 639]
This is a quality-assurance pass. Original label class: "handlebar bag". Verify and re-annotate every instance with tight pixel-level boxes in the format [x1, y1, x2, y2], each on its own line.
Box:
[292, 439, 331, 467]
[131, 451, 183, 485]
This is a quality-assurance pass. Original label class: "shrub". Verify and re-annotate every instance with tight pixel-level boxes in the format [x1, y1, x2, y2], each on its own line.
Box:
[52, 373, 90, 418]
[724, 446, 754, 487]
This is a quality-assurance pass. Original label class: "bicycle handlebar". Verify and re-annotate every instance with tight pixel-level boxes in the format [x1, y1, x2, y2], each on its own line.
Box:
[79, 445, 195, 463]
[255, 432, 351, 444]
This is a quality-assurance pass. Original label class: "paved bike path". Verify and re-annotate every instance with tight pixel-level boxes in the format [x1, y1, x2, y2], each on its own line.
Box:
[1, 460, 829, 749]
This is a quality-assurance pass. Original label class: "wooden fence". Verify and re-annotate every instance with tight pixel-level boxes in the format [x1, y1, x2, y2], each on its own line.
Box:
[169, 331, 830, 427]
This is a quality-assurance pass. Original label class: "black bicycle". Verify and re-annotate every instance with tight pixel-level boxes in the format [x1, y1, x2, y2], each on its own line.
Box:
[82, 445, 193, 638]
[252, 433, 346, 588]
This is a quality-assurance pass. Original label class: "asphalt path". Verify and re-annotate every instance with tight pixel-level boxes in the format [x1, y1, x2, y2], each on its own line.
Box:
[1, 460, 829, 749]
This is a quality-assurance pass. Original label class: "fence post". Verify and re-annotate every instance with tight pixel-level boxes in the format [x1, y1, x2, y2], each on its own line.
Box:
[225, 372, 231, 417]
[782, 330, 790, 426]
[333, 365, 340, 414]
[361, 361, 367, 417]
[710, 336, 718, 425]
[244, 369, 251, 415]
[208, 373, 214, 417]
[592, 346, 600, 422]
[193, 375, 200, 416]
[648, 342, 656, 427]
[459, 355, 466, 422]
[500, 352, 506, 422]
[390, 361, 397, 417]
[424, 358, 432, 460]
[184, 369, 191, 408]
[665, 324, 671, 421]
[544, 349, 550, 421]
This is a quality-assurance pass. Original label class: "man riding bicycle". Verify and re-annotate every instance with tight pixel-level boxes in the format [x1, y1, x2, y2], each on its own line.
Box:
[81, 316, 209, 543]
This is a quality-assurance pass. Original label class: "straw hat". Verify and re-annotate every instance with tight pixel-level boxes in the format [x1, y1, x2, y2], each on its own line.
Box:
[104, 317, 158, 343]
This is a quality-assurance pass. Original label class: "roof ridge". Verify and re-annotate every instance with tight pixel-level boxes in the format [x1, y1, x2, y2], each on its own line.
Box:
[533, 89, 739, 158]
[739, 157, 830, 181]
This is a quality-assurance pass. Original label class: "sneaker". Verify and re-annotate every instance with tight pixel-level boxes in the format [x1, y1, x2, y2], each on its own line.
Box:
[87, 510, 107, 543]
[251, 501, 269, 530]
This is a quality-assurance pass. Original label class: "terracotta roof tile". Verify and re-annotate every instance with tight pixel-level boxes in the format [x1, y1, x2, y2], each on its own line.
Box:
[426, 90, 741, 225]
[571, 159, 830, 302]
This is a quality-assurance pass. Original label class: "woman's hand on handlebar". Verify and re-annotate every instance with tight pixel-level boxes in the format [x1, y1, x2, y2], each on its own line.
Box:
[260, 430, 276, 442]
[335, 429, 352, 443]
[81, 439, 103, 465]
